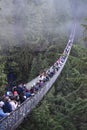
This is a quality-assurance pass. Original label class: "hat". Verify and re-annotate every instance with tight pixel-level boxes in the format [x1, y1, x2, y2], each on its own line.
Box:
[6, 91, 12, 96]
[14, 91, 18, 96]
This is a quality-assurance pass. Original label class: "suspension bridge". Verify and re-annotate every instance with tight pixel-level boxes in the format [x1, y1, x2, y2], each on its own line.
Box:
[0, 24, 76, 130]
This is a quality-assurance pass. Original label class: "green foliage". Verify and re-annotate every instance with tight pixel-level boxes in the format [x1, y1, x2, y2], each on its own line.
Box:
[0, 41, 87, 130]
[16, 44, 87, 130]
[0, 55, 7, 95]
[29, 57, 39, 80]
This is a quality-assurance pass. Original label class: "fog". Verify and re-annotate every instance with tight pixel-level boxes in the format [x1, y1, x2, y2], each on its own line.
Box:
[70, 0, 87, 45]
[0, 0, 87, 46]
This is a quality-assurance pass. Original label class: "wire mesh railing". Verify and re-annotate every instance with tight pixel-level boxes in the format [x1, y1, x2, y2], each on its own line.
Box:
[0, 24, 76, 130]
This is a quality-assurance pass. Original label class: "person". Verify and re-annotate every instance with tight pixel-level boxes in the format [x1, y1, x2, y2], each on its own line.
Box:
[0, 101, 10, 118]
[13, 91, 20, 102]
[9, 96, 18, 111]
[6, 91, 13, 99]
[19, 92, 26, 104]
[24, 89, 31, 98]
[3, 96, 12, 113]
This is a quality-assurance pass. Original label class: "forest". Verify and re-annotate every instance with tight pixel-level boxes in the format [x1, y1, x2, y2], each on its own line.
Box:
[14, 43, 87, 130]
[0, 0, 87, 130]
[0, 40, 87, 130]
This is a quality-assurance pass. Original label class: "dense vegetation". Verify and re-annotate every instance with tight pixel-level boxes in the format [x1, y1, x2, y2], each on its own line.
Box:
[0, 42, 65, 94]
[0, 0, 87, 130]
[0, 37, 87, 130]
[14, 44, 87, 130]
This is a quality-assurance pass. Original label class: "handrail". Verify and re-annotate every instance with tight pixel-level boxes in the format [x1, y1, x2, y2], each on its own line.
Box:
[0, 24, 76, 130]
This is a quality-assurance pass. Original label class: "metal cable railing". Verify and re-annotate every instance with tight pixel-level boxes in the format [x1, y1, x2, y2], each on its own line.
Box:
[0, 24, 76, 130]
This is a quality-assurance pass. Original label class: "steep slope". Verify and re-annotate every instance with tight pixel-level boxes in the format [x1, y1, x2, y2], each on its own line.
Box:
[16, 45, 87, 130]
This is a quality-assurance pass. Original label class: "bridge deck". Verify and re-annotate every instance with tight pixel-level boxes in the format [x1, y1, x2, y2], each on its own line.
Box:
[0, 24, 76, 130]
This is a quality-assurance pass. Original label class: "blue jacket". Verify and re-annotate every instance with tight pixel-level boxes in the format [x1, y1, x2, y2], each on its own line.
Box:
[3, 101, 12, 113]
[0, 108, 8, 118]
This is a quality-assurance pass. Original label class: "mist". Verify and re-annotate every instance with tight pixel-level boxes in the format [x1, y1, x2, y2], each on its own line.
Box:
[70, 0, 87, 43]
[0, 0, 87, 46]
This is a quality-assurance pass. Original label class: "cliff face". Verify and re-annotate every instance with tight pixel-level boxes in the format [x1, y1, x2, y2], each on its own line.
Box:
[0, 0, 72, 46]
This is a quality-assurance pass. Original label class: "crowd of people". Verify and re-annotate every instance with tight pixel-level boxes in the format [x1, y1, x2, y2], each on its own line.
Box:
[0, 39, 72, 120]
